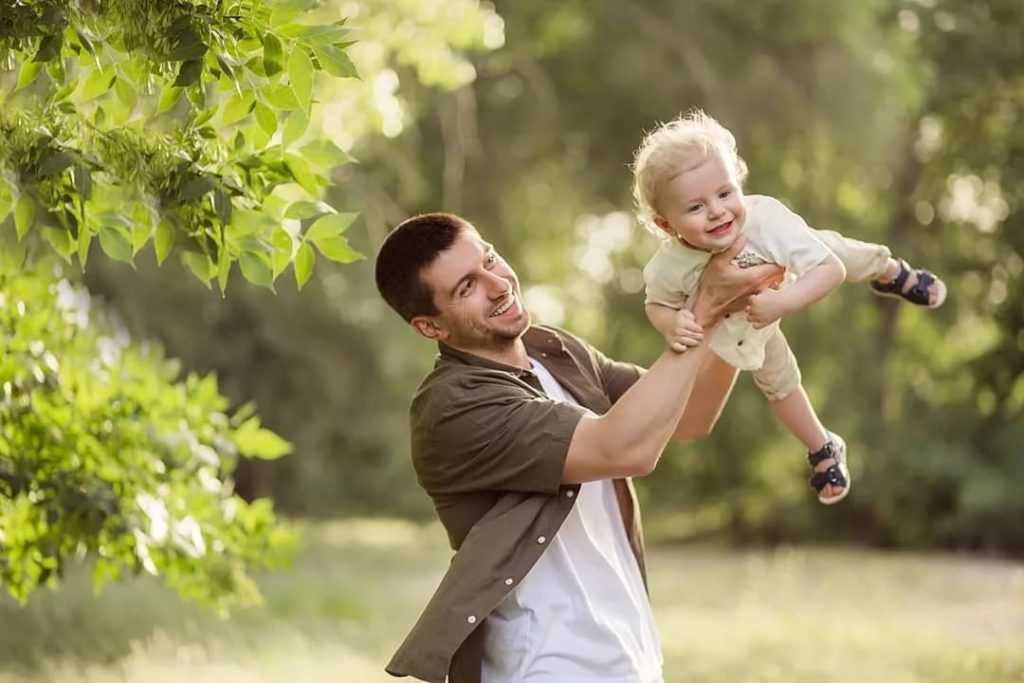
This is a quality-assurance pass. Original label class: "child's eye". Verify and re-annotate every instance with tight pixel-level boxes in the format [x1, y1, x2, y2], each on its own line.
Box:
[687, 204, 702, 213]
[719, 190, 732, 199]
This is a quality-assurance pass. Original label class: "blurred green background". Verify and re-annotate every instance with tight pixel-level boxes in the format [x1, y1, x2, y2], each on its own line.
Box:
[3, 0, 1023, 680]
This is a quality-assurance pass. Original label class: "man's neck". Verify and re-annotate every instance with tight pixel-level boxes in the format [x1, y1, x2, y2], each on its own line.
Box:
[446, 337, 531, 370]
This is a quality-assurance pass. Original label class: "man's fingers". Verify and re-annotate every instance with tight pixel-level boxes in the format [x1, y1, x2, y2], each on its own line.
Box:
[719, 234, 748, 262]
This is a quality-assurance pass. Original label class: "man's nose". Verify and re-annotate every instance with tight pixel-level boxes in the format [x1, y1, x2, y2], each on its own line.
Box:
[484, 271, 511, 298]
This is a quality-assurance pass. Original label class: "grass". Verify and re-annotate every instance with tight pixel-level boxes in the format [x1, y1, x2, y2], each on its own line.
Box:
[1, 519, 1022, 682]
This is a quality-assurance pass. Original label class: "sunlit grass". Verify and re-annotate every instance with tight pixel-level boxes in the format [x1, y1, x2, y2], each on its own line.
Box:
[1, 520, 1022, 682]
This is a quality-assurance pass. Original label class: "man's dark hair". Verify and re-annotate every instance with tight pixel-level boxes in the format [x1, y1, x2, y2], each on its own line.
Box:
[375, 212, 474, 322]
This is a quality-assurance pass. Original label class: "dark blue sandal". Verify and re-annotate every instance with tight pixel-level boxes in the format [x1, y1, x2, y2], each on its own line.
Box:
[808, 432, 850, 506]
[870, 258, 947, 308]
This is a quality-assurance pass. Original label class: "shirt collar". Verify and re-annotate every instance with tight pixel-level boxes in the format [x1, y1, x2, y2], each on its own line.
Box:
[437, 326, 566, 378]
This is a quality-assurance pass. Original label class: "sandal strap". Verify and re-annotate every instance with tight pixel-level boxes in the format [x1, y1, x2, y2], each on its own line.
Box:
[903, 269, 936, 306]
[810, 464, 848, 492]
[807, 440, 838, 467]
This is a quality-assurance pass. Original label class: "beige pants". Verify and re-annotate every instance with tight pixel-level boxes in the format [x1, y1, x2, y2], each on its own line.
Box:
[752, 230, 891, 400]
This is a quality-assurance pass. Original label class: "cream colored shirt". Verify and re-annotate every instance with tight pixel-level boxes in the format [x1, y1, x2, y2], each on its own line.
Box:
[643, 194, 831, 371]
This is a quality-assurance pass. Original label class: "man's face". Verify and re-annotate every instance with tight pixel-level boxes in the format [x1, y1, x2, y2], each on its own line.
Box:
[413, 229, 530, 351]
[655, 151, 747, 253]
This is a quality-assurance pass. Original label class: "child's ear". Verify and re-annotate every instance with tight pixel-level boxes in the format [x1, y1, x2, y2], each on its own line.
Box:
[411, 316, 448, 341]
[653, 216, 675, 238]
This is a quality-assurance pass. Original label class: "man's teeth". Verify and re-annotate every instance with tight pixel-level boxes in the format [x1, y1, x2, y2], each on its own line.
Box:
[490, 295, 515, 317]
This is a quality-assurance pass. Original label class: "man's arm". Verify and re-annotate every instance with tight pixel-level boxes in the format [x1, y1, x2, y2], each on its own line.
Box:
[563, 238, 783, 483]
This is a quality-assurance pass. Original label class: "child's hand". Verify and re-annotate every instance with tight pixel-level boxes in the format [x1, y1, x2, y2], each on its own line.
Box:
[745, 288, 791, 329]
[665, 308, 705, 353]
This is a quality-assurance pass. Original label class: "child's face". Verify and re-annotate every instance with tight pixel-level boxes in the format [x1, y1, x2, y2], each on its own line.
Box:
[654, 151, 746, 253]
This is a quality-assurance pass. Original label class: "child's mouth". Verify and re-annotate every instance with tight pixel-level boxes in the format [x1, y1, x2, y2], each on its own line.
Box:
[707, 220, 733, 236]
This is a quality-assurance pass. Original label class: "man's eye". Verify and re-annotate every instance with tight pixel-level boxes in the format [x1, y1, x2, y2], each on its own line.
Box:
[485, 253, 497, 266]
[460, 280, 474, 297]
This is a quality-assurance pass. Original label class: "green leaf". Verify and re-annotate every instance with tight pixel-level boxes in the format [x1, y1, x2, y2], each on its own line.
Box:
[130, 222, 150, 255]
[312, 235, 362, 263]
[300, 139, 351, 168]
[98, 226, 134, 264]
[14, 196, 36, 240]
[281, 109, 308, 147]
[81, 69, 115, 101]
[217, 250, 231, 295]
[222, 92, 254, 125]
[174, 59, 204, 88]
[73, 165, 92, 200]
[263, 83, 298, 110]
[213, 187, 232, 225]
[288, 48, 314, 113]
[284, 201, 329, 219]
[34, 33, 63, 63]
[305, 212, 356, 244]
[77, 226, 92, 266]
[16, 61, 44, 90]
[42, 227, 73, 261]
[235, 420, 292, 459]
[155, 221, 174, 265]
[294, 242, 314, 289]
[38, 151, 75, 177]
[263, 33, 285, 77]
[114, 77, 137, 109]
[283, 154, 323, 195]
[183, 252, 214, 286]
[313, 45, 358, 78]
[238, 252, 275, 289]
[271, 228, 294, 277]
[179, 176, 216, 202]
[156, 86, 182, 114]
[294, 23, 350, 46]
[254, 101, 277, 136]
[168, 28, 208, 61]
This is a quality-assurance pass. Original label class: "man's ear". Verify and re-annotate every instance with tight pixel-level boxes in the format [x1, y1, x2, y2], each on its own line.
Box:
[653, 215, 675, 238]
[411, 316, 448, 341]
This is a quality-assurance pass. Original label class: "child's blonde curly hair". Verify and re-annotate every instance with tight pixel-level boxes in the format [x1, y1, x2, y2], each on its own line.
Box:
[631, 109, 748, 236]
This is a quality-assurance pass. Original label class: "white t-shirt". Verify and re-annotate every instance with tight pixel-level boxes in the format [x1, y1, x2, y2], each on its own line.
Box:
[643, 194, 831, 371]
[480, 358, 664, 683]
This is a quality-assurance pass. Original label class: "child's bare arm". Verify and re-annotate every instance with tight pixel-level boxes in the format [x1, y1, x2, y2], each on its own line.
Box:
[746, 254, 845, 329]
[646, 303, 705, 353]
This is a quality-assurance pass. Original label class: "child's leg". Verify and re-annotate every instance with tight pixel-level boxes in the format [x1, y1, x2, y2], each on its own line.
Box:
[811, 229, 945, 307]
[753, 327, 847, 501]
[769, 386, 828, 452]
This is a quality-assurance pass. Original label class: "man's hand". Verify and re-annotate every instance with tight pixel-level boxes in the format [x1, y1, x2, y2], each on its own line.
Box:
[665, 308, 704, 354]
[746, 288, 790, 329]
[690, 237, 785, 325]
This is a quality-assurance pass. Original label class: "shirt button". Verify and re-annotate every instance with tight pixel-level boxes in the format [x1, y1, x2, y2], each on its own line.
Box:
[537, 536, 547, 544]
[565, 490, 575, 498]
[737, 340, 744, 346]
[467, 615, 477, 624]
[505, 578, 514, 586]
[724, 313, 731, 318]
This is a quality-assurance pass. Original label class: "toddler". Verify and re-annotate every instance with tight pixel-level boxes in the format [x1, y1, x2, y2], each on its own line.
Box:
[633, 110, 946, 504]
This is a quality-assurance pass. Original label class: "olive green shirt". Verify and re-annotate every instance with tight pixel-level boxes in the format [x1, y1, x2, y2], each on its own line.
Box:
[386, 325, 647, 683]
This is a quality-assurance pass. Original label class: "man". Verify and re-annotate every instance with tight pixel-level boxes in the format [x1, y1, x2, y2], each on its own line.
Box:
[374, 212, 779, 682]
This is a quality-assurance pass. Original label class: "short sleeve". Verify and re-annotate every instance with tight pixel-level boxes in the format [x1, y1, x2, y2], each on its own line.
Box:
[411, 374, 587, 497]
[643, 249, 690, 308]
[590, 345, 644, 405]
[753, 197, 832, 276]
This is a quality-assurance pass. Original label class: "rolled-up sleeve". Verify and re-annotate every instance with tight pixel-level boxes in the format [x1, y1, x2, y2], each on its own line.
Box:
[412, 374, 588, 497]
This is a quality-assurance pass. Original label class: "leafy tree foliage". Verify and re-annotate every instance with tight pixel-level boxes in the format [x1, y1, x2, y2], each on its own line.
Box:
[0, 0, 361, 292]
[0, 251, 293, 608]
